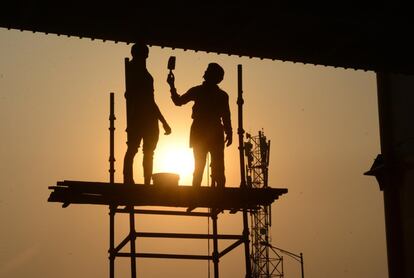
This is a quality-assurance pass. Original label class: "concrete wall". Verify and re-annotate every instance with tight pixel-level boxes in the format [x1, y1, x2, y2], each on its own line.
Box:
[376, 73, 414, 278]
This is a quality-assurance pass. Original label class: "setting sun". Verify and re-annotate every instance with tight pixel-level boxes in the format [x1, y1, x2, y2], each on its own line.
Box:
[154, 145, 195, 185]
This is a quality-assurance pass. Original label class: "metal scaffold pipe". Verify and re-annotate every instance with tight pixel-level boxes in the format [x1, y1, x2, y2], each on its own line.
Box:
[109, 92, 116, 278]
[237, 64, 253, 278]
[109, 92, 116, 184]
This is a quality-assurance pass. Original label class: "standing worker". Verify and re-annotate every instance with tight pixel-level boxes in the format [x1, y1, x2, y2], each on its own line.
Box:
[167, 63, 232, 187]
[123, 42, 171, 185]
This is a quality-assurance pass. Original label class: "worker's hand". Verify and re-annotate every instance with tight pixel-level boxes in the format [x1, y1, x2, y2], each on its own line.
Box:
[167, 72, 175, 88]
[225, 133, 232, 147]
[163, 123, 172, 135]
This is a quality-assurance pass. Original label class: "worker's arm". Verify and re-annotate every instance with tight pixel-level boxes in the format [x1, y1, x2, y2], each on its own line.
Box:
[223, 94, 233, 147]
[155, 103, 171, 135]
[167, 72, 193, 106]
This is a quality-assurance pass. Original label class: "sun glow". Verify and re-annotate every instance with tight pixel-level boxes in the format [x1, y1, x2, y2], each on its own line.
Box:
[154, 146, 195, 185]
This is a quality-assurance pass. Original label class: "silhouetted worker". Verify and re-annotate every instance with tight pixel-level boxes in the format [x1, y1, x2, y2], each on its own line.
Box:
[123, 43, 171, 185]
[167, 63, 232, 187]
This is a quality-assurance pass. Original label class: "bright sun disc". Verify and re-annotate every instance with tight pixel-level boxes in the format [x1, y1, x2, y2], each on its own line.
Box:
[155, 147, 194, 185]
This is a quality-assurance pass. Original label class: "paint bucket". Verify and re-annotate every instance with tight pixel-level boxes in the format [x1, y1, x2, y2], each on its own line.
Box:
[152, 172, 180, 187]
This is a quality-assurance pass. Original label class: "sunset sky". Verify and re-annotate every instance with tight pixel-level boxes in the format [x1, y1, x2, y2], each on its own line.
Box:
[0, 28, 387, 277]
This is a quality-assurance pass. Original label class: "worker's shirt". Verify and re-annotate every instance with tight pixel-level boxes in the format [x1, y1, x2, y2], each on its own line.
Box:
[125, 60, 158, 131]
[171, 82, 232, 147]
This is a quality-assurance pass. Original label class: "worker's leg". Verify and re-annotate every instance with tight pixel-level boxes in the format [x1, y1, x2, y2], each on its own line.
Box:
[142, 127, 159, 185]
[193, 144, 208, 187]
[123, 131, 142, 184]
[210, 144, 225, 188]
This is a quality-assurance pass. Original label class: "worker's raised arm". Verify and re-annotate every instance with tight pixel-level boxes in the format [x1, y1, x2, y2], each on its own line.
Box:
[167, 72, 193, 106]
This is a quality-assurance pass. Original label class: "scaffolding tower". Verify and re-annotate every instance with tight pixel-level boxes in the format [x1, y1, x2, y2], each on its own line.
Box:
[47, 66, 291, 278]
[48, 92, 288, 278]
[245, 131, 284, 278]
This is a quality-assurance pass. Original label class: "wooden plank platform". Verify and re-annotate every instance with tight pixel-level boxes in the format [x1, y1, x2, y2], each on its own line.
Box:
[48, 180, 288, 210]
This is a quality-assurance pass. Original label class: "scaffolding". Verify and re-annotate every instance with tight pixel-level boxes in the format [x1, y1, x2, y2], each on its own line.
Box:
[47, 65, 293, 278]
[48, 90, 288, 278]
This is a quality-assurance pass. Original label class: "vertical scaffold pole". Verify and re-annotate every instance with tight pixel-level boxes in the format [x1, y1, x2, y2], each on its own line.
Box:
[124, 57, 137, 278]
[212, 209, 219, 278]
[237, 64, 252, 278]
[300, 252, 305, 278]
[129, 208, 137, 278]
[109, 92, 116, 278]
[109, 92, 116, 183]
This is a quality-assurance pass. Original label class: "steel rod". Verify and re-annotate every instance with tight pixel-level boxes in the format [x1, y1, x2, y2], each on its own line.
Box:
[114, 234, 131, 253]
[300, 252, 305, 278]
[135, 232, 242, 240]
[109, 92, 115, 183]
[219, 239, 244, 258]
[237, 66, 246, 188]
[212, 210, 219, 278]
[237, 64, 252, 278]
[109, 207, 115, 278]
[109, 93, 115, 278]
[116, 208, 211, 217]
[116, 253, 212, 260]
[129, 207, 136, 278]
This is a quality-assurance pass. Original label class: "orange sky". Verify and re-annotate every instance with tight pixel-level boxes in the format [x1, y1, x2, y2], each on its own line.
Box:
[0, 29, 387, 278]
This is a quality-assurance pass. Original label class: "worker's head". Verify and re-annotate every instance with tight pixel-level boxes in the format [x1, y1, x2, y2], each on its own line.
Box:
[131, 42, 149, 59]
[203, 63, 224, 84]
